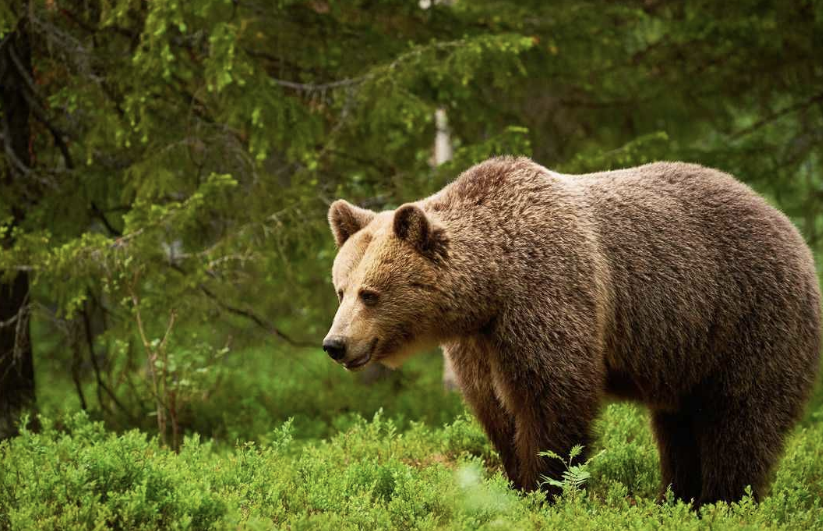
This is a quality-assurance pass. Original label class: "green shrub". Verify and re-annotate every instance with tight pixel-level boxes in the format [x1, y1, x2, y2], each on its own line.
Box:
[589, 403, 660, 499]
[3, 405, 823, 530]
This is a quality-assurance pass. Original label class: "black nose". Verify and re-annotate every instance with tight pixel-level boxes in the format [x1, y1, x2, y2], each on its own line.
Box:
[323, 338, 346, 361]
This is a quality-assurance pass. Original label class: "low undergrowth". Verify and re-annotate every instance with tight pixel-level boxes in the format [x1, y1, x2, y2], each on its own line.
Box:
[3, 403, 822, 530]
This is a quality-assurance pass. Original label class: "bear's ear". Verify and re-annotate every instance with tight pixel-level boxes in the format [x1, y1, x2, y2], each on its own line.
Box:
[393, 204, 446, 258]
[328, 200, 376, 247]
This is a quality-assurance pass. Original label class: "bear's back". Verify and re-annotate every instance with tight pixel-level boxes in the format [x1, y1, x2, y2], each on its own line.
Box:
[576, 162, 819, 404]
[434, 158, 819, 407]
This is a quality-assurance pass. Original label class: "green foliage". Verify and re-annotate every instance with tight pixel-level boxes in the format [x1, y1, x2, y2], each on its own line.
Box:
[539, 445, 605, 496]
[589, 404, 661, 498]
[3, 403, 823, 530]
[15, 344, 823, 529]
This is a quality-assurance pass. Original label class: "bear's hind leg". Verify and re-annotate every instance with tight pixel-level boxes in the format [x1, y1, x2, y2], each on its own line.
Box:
[694, 398, 785, 507]
[651, 410, 702, 504]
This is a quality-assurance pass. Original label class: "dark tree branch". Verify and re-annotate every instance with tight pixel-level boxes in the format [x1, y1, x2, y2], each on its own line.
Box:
[198, 284, 315, 348]
[91, 202, 122, 236]
[732, 92, 823, 139]
[1, 110, 32, 176]
[164, 261, 313, 348]
[17, 83, 76, 173]
[70, 337, 88, 411]
[82, 300, 137, 422]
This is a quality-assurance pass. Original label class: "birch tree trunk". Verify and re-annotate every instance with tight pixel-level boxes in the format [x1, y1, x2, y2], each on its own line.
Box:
[432, 107, 458, 390]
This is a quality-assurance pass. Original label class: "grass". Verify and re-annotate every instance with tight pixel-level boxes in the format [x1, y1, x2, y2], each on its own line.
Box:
[3, 344, 823, 530]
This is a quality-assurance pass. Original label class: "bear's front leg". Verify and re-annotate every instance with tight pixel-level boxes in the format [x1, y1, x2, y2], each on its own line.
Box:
[444, 341, 519, 484]
[492, 329, 603, 494]
[511, 394, 597, 495]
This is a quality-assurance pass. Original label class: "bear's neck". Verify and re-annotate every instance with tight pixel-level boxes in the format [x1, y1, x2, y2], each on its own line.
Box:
[423, 204, 504, 338]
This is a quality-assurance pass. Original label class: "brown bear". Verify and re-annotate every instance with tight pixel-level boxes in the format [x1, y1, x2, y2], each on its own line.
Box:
[323, 157, 821, 507]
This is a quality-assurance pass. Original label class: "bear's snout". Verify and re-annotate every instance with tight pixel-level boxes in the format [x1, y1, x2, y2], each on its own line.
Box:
[322, 337, 347, 361]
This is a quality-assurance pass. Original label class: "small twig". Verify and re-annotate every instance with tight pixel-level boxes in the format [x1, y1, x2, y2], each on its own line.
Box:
[12, 291, 30, 366]
[0, 313, 20, 329]
[271, 76, 364, 92]
[129, 272, 167, 446]
[157, 310, 178, 451]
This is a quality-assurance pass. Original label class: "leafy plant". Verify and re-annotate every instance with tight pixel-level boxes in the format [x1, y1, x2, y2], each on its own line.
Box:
[539, 445, 605, 494]
[3, 406, 823, 529]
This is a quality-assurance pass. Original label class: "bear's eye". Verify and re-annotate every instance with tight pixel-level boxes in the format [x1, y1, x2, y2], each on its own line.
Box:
[359, 289, 379, 307]
[337, 290, 344, 303]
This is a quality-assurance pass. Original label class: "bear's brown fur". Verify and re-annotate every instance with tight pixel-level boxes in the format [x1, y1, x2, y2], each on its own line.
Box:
[324, 157, 821, 506]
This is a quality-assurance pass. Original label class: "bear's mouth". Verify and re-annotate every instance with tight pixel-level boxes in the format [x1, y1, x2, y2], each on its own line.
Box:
[343, 338, 378, 371]
[343, 352, 371, 370]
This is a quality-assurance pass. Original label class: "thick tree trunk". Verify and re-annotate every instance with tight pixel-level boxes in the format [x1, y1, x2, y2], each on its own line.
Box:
[0, 12, 36, 440]
[0, 274, 35, 439]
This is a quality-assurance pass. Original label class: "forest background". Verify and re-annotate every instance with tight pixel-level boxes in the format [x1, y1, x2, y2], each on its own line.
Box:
[1, 1, 822, 529]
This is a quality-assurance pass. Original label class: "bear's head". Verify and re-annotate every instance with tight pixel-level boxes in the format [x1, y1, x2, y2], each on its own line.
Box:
[323, 199, 449, 371]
